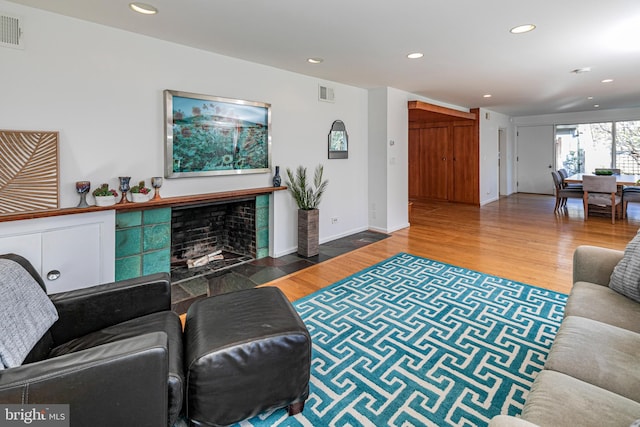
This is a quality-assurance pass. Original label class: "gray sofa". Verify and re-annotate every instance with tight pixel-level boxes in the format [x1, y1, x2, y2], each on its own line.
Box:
[490, 245, 640, 427]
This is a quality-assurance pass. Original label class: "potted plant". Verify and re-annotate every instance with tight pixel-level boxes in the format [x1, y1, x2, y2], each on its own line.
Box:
[130, 180, 151, 202]
[92, 184, 119, 206]
[285, 164, 329, 257]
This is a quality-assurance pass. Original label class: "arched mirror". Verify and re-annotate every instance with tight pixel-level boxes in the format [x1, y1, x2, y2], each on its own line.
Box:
[328, 120, 348, 159]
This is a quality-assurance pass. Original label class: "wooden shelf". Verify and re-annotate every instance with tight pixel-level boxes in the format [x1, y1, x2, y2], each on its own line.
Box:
[0, 186, 287, 222]
[408, 100, 476, 124]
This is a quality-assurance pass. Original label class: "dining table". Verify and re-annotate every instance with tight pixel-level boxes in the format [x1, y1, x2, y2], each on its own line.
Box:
[565, 173, 640, 186]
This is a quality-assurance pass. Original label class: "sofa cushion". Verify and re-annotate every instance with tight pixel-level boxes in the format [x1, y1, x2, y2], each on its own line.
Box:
[50, 310, 184, 426]
[609, 232, 640, 302]
[521, 370, 640, 427]
[573, 245, 623, 286]
[545, 316, 640, 402]
[566, 281, 640, 333]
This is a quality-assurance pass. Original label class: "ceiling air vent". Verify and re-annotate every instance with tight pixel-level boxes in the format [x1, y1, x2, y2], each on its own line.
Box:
[318, 85, 335, 103]
[0, 13, 24, 49]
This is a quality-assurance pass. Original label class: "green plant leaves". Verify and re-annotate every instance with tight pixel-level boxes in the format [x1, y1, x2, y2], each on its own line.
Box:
[285, 164, 328, 210]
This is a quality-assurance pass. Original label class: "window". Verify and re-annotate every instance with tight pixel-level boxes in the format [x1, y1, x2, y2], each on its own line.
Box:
[616, 121, 640, 174]
[555, 120, 640, 174]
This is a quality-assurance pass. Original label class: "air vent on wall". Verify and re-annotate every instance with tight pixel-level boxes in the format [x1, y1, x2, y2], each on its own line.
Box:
[318, 85, 335, 103]
[0, 13, 24, 50]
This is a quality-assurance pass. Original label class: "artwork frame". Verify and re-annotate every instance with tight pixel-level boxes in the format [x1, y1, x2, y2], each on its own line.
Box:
[328, 120, 348, 159]
[164, 90, 271, 178]
[0, 130, 59, 215]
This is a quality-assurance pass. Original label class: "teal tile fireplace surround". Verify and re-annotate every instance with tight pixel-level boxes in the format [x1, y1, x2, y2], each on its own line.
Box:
[115, 195, 270, 281]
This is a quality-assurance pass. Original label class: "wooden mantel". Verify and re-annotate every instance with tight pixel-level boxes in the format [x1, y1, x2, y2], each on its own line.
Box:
[0, 186, 287, 223]
[408, 100, 476, 124]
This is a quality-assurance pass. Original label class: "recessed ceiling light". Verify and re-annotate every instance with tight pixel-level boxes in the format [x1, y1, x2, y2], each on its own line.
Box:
[307, 57, 323, 64]
[129, 2, 158, 14]
[601, 78, 614, 83]
[407, 52, 424, 59]
[587, 96, 594, 100]
[510, 24, 536, 34]
[483, 94, 492, 98]
[594, 104, 600, 108]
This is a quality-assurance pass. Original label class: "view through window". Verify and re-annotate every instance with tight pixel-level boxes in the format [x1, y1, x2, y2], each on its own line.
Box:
[555, 121, 640, 175]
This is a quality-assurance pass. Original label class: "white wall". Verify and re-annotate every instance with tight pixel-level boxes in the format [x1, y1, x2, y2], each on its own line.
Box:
[0, 1, 369, 258]
[385, 88, 410, 231]
[479, 109, 516, 203]
[367, 87, 424, 233]
[367, 88, 388, 231]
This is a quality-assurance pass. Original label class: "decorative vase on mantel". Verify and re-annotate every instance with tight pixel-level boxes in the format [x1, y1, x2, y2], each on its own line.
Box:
[273, 166, 282, 187]
[297, 208, 319, 257]
[75, 181, 91, 208]
[118, 176, 131, 204]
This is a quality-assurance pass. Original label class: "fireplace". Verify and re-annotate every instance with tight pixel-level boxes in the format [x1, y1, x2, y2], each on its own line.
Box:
[170, 198, 257, 283]
[113, 188, 274, 286]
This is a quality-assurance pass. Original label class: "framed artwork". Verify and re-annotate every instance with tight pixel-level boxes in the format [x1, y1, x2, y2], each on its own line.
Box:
[0, 130, 59, 215]
[164, 90, 271, 178]
[328, 120, 348, 159]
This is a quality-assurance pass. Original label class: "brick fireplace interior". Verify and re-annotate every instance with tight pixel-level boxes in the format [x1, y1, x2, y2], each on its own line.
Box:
[170, 198, 257, 284]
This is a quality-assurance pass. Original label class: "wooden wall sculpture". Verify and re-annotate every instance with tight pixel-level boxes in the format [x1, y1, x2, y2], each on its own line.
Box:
[0, 130, 59, 214]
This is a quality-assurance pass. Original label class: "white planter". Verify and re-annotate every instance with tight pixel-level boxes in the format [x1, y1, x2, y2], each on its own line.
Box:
[131, 193, 149, 203]
[94, 195, 116, 207]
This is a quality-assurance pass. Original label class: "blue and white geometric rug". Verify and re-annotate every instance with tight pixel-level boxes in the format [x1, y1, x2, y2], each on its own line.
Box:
[237, 253, 567, 427]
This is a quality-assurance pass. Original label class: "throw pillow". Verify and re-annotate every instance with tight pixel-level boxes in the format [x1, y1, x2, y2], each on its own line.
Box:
[0, 258, 59, 369]
[609, 232, 640, 303]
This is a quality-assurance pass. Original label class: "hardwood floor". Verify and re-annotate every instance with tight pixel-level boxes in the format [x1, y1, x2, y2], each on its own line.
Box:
[266, 194, 640, 300]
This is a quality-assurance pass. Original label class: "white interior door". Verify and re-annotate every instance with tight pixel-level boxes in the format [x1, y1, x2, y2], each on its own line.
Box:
[516, 125, 554, 195]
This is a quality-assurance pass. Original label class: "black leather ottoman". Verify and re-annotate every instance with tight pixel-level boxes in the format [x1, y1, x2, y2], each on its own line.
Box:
[184, 286, 311, 426]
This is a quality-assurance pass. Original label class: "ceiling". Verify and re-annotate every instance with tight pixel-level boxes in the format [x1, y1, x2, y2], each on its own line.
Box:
[8, 0, 640, 117]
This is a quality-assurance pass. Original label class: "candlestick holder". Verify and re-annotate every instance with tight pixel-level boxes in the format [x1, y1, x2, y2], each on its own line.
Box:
[118, 176, 131, 204]
[151, 176, 163, 200]
[75, 181, 91, 208]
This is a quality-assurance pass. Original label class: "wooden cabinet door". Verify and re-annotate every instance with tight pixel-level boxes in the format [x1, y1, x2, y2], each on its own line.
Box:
[409, 125, 450, 201]
[421, 127, 450, 200]
[409, 106, 479, 204]
[408, 128, 422, 199]
[451, 124, 479, 204]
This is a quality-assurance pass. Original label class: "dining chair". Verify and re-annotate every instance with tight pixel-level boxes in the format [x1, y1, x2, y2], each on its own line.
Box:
[623, 186, 640, 218]
[557, 168, 582, 190]
[582, 175, 622, 224]
[551, 171, 582, 212]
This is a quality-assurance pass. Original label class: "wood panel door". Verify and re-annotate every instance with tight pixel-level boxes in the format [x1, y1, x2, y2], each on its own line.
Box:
[408, 128, 423, 199]
[423, 127, 450, 200]
[408, 102, 479, 205]
[410, 126, 450, 200]
[451, 123, 479, 203]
